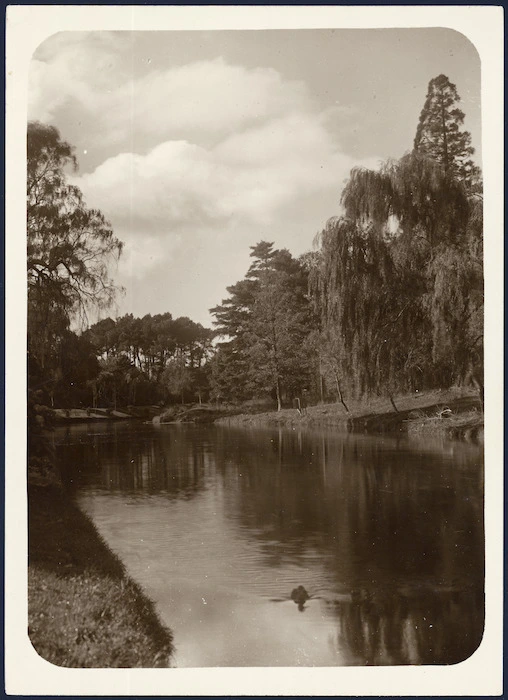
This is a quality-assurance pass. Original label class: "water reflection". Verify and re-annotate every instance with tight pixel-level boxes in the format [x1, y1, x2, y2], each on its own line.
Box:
[55, 422, 484, 667]
[330, 585, 484, 665]
[57, 422, 213, 498]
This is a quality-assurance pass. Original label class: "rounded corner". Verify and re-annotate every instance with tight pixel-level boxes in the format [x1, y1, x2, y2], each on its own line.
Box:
[30, 30, 68, 64]
[435, 26, 482, 67]
[447, 615, 486, 666]
[27, 627, 68, 669]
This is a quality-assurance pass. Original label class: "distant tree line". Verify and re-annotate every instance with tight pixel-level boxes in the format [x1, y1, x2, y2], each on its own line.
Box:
[28, 73, 483, 422]
[83, 313, 213, 408]
[30, 308, 214, 409]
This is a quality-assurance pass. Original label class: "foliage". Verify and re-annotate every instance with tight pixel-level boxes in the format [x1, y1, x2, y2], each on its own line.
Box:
[27, 122, 123, 371]
[210, 242, 315, 409]
[161, 361, 193, 404]
[27, 123, 125, 464]
[28, 73, 483, 418]
[84, 312, 213, 405]
[413, 74, 480, 187]
[310, 75, 482, 404]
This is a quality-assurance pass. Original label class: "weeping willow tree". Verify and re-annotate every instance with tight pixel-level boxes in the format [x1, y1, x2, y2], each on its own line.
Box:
[342, 153, 469, 247]
[311, 216, 406, 402]
[425, 193, 483, 402]
[311, 151, 482, 403]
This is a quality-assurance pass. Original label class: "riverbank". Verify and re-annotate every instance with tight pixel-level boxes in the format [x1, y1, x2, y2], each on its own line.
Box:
[214, 388, 483, 443]
[154, 403, 242, 425]
[52, 405, 163, 423]
[28, 476, 174, 667]
[50, 388, 483, 443]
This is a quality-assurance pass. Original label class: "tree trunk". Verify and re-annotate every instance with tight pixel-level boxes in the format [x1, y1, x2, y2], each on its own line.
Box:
[388, 391, 399, 413]
[318, 355, 324, 403]
[440, 100, 449, 174]
[333, 368, 350, 413]
[276, 377, 282, 412]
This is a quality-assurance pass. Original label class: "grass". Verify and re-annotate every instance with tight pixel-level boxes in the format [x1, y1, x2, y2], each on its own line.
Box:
[405, 408, 484, 442]
[156, 403, 242, 424]
[214, 387, 483, 442]
[28, 482, 174, 667]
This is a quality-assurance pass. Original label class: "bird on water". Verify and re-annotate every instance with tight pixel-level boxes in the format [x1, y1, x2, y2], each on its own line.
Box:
[291, 585, 310, 611]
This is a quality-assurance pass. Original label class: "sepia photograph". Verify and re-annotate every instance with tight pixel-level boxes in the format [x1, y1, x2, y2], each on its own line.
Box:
[5, 5, 503, 696]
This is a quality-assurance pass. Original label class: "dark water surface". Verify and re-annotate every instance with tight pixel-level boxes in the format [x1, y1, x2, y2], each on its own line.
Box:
[55, 422, 484, 667]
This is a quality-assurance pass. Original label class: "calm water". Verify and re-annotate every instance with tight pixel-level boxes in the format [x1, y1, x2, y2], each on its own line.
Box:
[55, 421, 484, 667]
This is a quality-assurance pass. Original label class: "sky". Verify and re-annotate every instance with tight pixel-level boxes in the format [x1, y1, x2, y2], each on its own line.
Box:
[29, 29, 481, 327]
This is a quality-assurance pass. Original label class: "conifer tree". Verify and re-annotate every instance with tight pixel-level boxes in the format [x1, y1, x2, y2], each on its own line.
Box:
[210, 242, 313, 407]
[413, 74, 480, 187]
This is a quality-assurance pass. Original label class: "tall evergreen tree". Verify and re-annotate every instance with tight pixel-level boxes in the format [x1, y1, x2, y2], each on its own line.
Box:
[210, 242, 314, 407]
[413, 74, 480, 186]
[246, 251, 312, 409]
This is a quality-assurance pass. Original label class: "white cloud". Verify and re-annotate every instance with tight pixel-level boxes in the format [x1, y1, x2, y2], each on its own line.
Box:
[30, 32, 382, 323]
[101, 59, 311, 143]
[71, 111, 360, 307]
[74, 112, 357, 241]
[29, 34, 312, 148]
[31, 32, 365, 251]
[29, 32, 126, 123]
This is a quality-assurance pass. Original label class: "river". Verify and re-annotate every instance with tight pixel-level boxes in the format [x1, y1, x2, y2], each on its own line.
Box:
[54, 421, 484, 667]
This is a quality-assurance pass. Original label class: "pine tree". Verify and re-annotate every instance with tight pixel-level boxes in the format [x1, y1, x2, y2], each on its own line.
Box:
[413, 74, 480, 187]
[210, 242, 314, 407]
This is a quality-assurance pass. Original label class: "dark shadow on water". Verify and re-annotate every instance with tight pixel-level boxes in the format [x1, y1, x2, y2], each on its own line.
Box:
[327, 584, 484, 665]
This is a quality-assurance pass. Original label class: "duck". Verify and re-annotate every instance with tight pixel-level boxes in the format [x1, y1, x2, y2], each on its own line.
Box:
[291, 585, 310, 611]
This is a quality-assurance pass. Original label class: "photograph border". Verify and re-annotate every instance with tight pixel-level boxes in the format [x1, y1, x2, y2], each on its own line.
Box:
[5, 5, 504, 696]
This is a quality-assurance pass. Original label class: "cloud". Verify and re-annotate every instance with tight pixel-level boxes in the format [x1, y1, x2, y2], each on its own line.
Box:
[71, 111, 360, 310]
[74, 113, 357, 244]
[29, 34, 313, 149]
[30, 32, 381, 323]
[102, 59, 312, 144]
[32, 32, 365, 251]
[29, 32, 126, 123]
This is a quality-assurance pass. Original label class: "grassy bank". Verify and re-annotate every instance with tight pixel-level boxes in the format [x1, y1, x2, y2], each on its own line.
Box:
[405, 408, 484, 442]
[52, 405, 163, 423]
[214, 388, 483, 442]
[154, 403, 244, 424]
[28, 479, 174, 667]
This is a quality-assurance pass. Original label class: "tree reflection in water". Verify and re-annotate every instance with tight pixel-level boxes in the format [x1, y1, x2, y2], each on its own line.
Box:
[211, 425, 484, 664]
[329, 585, 483, 665]
[57, 422, 212, 499]
[55, 422, 484, 665]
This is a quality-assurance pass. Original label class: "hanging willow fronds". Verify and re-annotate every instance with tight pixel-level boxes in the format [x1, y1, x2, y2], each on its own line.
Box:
[310, 146, 482, 399]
